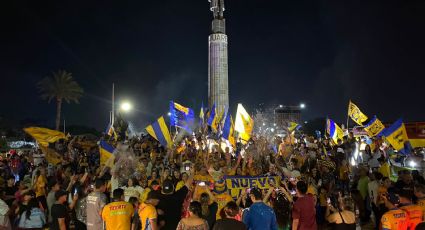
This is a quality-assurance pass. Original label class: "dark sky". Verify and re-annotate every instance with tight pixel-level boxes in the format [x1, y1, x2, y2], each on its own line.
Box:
[1, 0, 424, 131]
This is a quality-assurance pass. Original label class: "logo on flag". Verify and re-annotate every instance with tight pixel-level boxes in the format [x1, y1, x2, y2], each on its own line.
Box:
[363, 116, 385, 137]
[348, 100, 368, 125]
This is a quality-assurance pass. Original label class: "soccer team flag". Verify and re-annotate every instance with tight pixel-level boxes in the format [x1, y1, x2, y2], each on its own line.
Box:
[363, 116, 385, 137]
[208, 104, 219, 132]
[169, 101, 195, 133]
[348, 100, 368, 125]
[235, 104, 254, 143]
[146, 116, 173, 149]
[105, 123, 118, 140]
[23, 127, 66, 147]
[222, 112, 236, 146]
[99, 140, 115, 167]
[288, 122, 301, 133]
[39, 146, 63, 165]
[381, 118, 412, 154]
[326, 118, 344, 144]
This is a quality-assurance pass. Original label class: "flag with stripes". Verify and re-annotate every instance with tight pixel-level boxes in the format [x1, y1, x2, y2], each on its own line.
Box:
[146, 116, 173, 149]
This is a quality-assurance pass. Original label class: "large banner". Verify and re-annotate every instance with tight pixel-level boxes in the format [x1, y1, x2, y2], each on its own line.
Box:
[224, 175, 280, 199]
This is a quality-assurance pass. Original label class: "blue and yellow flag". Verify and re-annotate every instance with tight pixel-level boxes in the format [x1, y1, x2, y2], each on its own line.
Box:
[99, 140, 115, 167]
[169, 101, 195, 133]
[208, 104, 219, 132]
[382, 118, 411, 154]
[288, 122, 301, 132]
[363, 116, 385, 137]
[348, 100, 368, 125]
[24, 127, 66, 147]
[146, 116, 173, 149]
[105, 123, 118, 140]
[222, 112, 235, 146]
[326, 118, 344, 144]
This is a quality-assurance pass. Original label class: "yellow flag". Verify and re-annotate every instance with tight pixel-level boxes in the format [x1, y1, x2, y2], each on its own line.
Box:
[363, 116, 385, 137]
[348, 100, 368, 125]
[39, 146, 63, 165]
[288, 122, 300, 132]
[24, 127, 66, 147]
[235, 104, 254, 143]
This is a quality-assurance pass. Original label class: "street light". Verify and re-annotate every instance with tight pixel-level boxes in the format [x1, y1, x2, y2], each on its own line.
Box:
[120, 101, 132, 112]
[300, 103, 306, 109]
[167, 112, 172, 117]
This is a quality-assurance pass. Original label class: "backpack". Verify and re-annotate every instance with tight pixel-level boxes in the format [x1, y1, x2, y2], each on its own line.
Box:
[76, 197, 87, 224]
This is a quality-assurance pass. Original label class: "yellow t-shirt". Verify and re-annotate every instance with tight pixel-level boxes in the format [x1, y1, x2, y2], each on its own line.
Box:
[227, 168, 236, 176]
[380, 209, 408, 230]
[339, 165, 349, 180]
[319, 192, 327, 207]
[139, 203, 157, 230]
[101, 201, 134, 230]
[214, 193, 233, 220]
[193, 174, 213, 200]
[35, 175, 47, 197]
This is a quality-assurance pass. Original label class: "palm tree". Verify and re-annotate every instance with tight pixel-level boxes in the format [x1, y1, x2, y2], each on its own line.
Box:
[38, 70, 84, 130]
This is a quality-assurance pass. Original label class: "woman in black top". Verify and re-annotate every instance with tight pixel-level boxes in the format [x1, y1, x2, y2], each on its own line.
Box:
[326, 195, 356, 230]
[213, 201, 246, 230]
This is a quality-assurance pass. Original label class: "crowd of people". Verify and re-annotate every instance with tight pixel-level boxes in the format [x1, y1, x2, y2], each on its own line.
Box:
[0, 128, 424, 230]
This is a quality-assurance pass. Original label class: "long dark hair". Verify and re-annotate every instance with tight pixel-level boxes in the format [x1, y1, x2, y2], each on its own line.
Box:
[200, 193, 210, 217]
[25, 198, 39, 220]
[189, 201, 203, 217]
[272, 192, 291, 228]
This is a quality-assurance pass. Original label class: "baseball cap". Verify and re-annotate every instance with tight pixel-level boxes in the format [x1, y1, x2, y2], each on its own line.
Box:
[387, 192, 400, 205]
[162, 180, 174, 194]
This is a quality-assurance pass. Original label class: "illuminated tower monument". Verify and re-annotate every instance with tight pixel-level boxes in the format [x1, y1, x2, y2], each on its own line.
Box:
[208, 0, 228, 114]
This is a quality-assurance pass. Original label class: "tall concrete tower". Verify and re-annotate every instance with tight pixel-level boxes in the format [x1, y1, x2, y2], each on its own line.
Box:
[208, 0, 228, 114]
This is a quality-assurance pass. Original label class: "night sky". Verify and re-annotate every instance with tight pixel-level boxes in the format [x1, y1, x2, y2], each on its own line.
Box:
[1, 0, 424, 131]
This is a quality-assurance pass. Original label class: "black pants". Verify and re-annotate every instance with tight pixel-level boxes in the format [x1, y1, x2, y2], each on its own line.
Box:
[371, 203, 380, 229]
[74, 220, 87, 230]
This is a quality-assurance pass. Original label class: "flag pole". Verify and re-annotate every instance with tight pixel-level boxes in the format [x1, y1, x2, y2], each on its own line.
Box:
[346, 101, 350, 130]
[346, 115, 349, 130]
[112, 83, 115, 125]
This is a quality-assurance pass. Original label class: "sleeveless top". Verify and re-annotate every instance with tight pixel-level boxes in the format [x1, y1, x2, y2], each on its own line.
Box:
[333, 212, 356, 230]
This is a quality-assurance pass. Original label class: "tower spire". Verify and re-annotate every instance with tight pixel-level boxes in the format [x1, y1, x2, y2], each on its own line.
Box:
[209, 0, 226, 33]
[208, 0, 228, 114]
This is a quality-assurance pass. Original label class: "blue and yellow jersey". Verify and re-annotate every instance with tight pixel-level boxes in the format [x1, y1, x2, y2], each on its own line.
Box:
[400, 203, 423, 230]
[380, 208, 408, 230]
